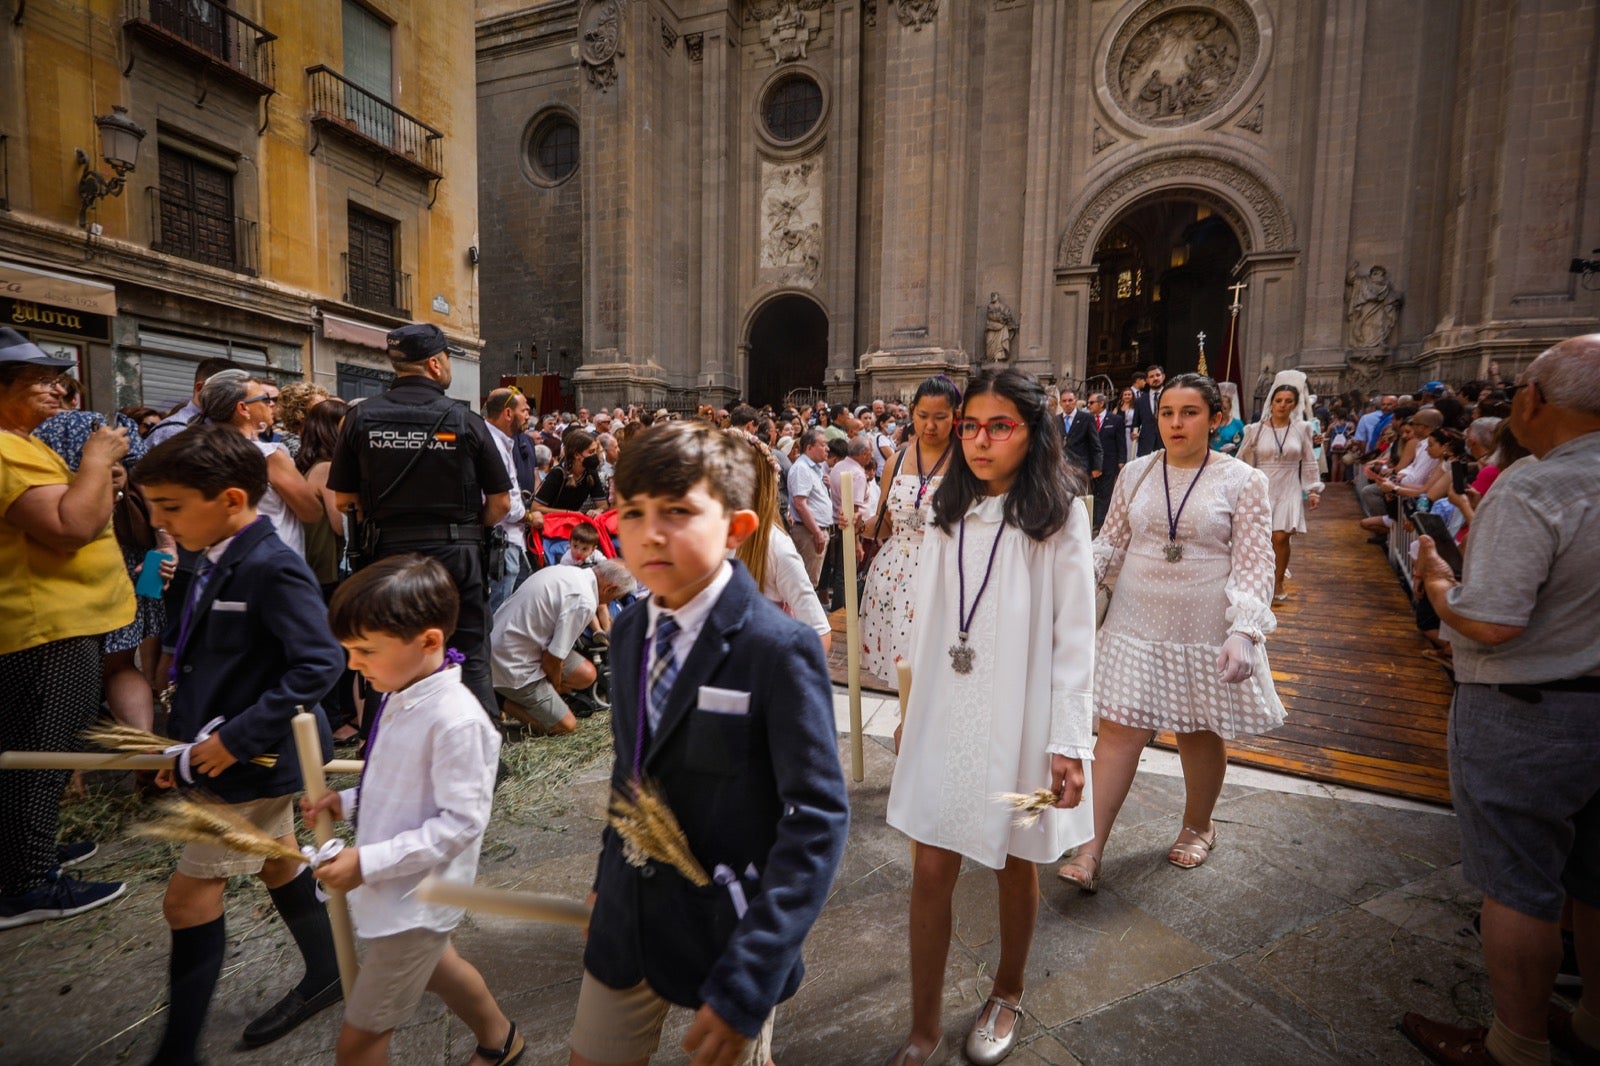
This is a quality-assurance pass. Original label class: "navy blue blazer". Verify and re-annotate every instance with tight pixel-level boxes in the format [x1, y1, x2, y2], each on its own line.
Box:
[1132, 388, 1163, 456]
[167, 517, 343, 803]
[584, 563, 850, 1037]
[1096, 410, 1127, 474]
[1060, 410, 1103, 475]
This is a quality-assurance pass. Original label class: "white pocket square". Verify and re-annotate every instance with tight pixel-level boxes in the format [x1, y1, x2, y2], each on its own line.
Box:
[211, 600, 248, 612]
[697, 686, 750, 715]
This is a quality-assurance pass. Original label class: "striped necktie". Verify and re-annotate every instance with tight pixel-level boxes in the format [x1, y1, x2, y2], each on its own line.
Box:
[647, 614, 680, 735]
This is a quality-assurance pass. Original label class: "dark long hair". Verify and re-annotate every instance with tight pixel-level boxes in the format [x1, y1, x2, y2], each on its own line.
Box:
[931, 368, 1082, 541]
[295, 397, 348, 473]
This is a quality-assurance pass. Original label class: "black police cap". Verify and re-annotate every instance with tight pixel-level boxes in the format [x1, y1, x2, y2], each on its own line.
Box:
[386, 323, 448, 362]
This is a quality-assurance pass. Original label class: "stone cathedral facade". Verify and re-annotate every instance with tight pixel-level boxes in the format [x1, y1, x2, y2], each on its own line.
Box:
[475, 0, 1600, 409]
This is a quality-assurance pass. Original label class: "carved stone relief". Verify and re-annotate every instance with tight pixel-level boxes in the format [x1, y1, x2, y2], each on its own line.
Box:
[760, 158, 823, 286]
[760, 2, 821, 63]
[661, 22, 677, 51]
[984, 293, 1019, 362]
[863, 1, 878, 28]
[1236, 100, 1263, 133]
[1093, 122, 1117, 154]
[684, 32, 704, 61]
[580, 0, 623, 92]
[1105, 1, 1261, 129]
[896, 0, 939, 30]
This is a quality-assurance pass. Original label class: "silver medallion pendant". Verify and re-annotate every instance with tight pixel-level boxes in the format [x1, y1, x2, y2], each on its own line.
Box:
[1164, 540, 1184, 563]
[948, 636, 975, 674]
[905, 511, 926, 532]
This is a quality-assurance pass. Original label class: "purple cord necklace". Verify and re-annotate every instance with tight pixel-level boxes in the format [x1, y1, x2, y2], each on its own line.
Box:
[914, 439, 953, 510]
[1161, 449, 1210, 563]
[949, 512, 1006, 675]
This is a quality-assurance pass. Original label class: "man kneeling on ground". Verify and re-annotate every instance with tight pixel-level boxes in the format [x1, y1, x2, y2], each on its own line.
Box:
[490, 557, 634, 735]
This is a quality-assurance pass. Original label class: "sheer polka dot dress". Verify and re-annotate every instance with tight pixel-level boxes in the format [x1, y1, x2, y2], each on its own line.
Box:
[1092, 453, 1286, 738]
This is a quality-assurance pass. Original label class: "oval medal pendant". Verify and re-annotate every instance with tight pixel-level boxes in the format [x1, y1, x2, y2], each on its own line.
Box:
[1164, 540, 1184, 563]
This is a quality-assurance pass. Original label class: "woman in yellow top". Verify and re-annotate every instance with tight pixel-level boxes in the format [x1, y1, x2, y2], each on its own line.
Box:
[0, 328, 134, 929]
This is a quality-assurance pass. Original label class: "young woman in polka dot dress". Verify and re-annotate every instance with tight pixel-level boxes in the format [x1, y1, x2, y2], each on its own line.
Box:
[860, 376, 960, 686]
[1058, 373, 1283, 891]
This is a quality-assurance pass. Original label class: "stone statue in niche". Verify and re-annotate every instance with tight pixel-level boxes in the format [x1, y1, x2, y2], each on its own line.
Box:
[762, 1, 819, 62]
[1119, 12, 1240, 124]
[984, 292, 1019, 363]
[1344, 262, 1403, 348]
[580, 0, 623, 91]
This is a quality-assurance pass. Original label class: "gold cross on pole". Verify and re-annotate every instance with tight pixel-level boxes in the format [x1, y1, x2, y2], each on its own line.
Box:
[1196, 330, 1208, 375]
[1228, 279, 1248, 309]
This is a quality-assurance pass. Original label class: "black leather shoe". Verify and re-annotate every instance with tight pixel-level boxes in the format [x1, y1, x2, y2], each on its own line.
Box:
[240, 978, 342, 1047]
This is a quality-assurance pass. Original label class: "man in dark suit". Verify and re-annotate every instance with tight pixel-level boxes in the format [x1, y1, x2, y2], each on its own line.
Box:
[1058, 388, 1103, 484]
[1131, 363, 1168, 456]
[575, 422, 850, 1066]
[1086, 391, 1126, 529]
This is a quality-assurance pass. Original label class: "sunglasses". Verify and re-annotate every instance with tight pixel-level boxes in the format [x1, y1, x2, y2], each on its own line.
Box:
[953, 418, 1021, 441]
[1505, 381, 1541, 401]
[244, 394, 278, 406]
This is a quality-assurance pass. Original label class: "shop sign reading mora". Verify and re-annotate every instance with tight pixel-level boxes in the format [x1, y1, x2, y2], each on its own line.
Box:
[1, 298, 111, 342]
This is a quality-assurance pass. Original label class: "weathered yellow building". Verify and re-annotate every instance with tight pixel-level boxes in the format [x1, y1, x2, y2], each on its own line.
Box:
[0, 0, 483, 414]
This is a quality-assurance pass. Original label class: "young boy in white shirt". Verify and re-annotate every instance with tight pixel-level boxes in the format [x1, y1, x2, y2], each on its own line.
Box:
[306, 555, 523, 1066]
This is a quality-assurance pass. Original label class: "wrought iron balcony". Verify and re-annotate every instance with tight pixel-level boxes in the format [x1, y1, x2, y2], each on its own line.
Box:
[148, 187, 259, 276]
[308, 66, 444, 181]
[123, 0, 276, 96]
[342, 252, 412, 318]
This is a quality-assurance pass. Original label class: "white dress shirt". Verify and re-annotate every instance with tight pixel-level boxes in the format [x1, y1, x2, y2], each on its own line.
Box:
[485, 422, 527, 535]
[644, 561, 735, 696]
[762, 535, 829, 637]
[490, 565, 598, 689]
[338, 665, 501, 937]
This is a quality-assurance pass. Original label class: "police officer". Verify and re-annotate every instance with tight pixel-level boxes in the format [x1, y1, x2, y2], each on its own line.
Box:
[327, 323, 511, 715]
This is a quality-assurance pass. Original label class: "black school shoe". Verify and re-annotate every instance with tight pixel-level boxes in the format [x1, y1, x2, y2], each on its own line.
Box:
[240, 978, 342, 1047]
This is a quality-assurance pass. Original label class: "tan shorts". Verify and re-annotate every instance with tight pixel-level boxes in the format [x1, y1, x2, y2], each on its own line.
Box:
[175, 795, 294, 879]
[569, 971, 774, 1064]
[343, 927, 453, 1034]
[495, 650, 589, 728]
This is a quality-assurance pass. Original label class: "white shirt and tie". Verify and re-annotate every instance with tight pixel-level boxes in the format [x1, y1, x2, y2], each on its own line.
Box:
[643, 561, 734, 735]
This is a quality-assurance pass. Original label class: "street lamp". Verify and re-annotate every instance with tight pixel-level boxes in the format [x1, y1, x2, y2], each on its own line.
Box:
[76, 105, 147, 228]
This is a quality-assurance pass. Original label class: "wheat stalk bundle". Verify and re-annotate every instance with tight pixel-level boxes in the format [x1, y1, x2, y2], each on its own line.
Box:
[608, 780, 710, 887]
[996, 789, 1060, 829]
[132, 796, 307, 865]
[83, 719, 277, 769]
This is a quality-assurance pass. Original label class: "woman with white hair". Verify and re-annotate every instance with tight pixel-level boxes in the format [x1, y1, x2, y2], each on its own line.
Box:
[195, 372, 325, 556]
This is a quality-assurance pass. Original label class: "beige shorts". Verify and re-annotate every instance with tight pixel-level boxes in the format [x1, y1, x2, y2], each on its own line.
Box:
[495, 650, 588, 728]
[175, 795, 294, 879]
[343, 927, 453, 1034]
[569, 971, 774, 1064]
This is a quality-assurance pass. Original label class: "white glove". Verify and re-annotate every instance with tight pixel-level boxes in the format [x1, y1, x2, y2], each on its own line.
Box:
[1216, 634, 1257, 684]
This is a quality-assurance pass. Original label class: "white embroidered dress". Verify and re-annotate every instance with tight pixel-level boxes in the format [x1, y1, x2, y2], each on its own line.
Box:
[887, 495, 1096, 869]
[1239, 419, 1323, 534]
[1093, 453, 1285, 737]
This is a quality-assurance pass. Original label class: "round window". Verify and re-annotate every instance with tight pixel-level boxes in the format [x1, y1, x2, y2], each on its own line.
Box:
[527, 115, 579, 184]
[762, 75, 823, 143]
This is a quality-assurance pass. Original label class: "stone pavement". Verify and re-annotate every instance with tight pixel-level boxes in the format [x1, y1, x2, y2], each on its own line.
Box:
[1, 720, 1513, 1066]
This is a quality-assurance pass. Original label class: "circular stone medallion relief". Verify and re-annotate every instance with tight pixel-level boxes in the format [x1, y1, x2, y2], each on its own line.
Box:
[1106, 1, 1262, 129]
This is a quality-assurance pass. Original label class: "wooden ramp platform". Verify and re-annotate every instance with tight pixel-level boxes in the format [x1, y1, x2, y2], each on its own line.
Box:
[1165, 482, 1455, 805]
[829, 482, 1454, 805]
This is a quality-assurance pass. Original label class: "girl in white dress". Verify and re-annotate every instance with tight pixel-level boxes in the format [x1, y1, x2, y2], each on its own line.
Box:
[1057, 374, 1281, 892]
[860, 376, 960, 684]
[1240, 383, 1323, 600]
[732, 431, 832, 652]
[885, 369, 1096, 1066]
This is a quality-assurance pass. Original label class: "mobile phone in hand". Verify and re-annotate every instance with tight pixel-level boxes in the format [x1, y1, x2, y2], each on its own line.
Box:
[1451, 460, 1469, 496]
[135, 550, 172, 599]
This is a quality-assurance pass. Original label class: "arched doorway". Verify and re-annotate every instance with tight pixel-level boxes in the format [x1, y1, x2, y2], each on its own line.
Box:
[1085, 199, 1243, 388]
[746, 294, 827, 407]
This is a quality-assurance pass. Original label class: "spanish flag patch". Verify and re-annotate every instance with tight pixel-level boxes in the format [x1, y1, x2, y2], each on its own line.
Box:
[434, 432, 458, 442]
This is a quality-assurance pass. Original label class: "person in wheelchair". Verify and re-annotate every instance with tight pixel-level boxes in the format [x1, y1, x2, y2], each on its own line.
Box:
[490, 557, 635, 735]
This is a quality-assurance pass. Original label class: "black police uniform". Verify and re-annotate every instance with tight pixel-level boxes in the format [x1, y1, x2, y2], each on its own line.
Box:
[328, 373, 510, 716]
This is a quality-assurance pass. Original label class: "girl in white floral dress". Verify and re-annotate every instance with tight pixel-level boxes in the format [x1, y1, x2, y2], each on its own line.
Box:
[860, 376, 960, 685]
[1058, 373, 1283, 892]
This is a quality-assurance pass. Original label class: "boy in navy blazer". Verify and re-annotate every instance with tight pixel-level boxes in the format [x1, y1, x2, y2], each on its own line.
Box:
[133, 426, 345, 1065]
[572, 422, 850, 1066]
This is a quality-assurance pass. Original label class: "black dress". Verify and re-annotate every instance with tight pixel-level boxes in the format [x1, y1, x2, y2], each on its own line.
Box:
[535, 465, 602, 511]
